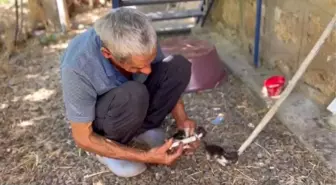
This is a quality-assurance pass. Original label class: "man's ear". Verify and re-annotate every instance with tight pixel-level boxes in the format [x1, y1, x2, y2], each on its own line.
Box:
[101, 47, 112, 59]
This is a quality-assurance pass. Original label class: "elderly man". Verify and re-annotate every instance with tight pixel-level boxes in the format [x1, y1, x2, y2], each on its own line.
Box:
[60, 8, 199, 177]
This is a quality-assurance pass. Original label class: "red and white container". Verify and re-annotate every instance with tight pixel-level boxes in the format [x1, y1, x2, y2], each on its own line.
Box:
[262, 75, 286, 99]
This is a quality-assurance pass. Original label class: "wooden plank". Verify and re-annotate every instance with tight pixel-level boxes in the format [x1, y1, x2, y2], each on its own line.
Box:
[147, 9, 203, 21]
[122, 0, 201, 6]
[56, 0, 71, 32]
[155, 24, 194, 34]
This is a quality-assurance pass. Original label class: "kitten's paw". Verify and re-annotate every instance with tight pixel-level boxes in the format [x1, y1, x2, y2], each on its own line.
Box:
[216, 157, 228, 167]
[206, 153, 211, 160]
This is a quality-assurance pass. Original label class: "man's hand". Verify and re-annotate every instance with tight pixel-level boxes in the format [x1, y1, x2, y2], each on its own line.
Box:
[145, 138, 184, 165]
[171, 99, 200, 155]
[176, 119, 201, 155]
[177, 119, 196, 137]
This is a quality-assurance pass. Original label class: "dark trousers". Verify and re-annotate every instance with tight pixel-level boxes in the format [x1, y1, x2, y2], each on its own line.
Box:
[92, 55, 191, 144]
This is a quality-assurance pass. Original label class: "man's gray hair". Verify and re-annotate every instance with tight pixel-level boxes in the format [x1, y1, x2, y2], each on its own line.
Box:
[93, 8, 157, 62]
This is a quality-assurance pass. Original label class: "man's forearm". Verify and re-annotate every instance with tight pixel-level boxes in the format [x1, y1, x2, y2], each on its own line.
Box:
[87, 133, 147, 162]
[171, 98, 188, 125]
[72, 124, 148, 163]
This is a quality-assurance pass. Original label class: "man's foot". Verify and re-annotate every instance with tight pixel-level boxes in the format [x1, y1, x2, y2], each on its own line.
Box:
[133, 128, 166, 148]
[96, 155, 147, 178]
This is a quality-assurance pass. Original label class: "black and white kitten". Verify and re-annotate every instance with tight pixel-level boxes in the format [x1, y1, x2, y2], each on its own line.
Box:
[172, 130, 186, 140]
[203, 141, 238, 166]
[171, 127, 238, 166]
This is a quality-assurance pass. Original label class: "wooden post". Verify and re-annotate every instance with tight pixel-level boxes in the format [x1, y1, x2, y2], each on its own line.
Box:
[14, 0, 19, 46]
[89, 0, 94, 9]
[56, 0, 71, 33]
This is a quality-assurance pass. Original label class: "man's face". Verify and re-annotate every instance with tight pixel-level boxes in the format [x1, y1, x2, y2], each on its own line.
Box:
[101, 47, 157, 75]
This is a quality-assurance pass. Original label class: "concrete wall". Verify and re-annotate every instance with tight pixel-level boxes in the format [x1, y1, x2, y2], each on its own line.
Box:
[209, 0, 336, 106]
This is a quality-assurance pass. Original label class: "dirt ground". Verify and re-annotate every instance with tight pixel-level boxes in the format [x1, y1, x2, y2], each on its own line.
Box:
[1, 6, 336, 185]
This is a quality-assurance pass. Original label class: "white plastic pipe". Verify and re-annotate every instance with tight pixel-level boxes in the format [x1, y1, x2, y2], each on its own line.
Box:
[170, 133, 203, 149]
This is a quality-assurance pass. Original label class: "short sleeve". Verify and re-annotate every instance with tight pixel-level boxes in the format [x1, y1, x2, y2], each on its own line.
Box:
[61, 68, 97, 123]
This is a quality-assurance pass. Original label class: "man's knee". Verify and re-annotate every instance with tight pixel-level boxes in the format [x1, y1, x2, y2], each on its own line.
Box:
[118, 81, 149, 116]
[121, 81, 149, 99]
[94, 81, 150, 143]
[97, 81, 149, 117]
[167, 54, 192, 85]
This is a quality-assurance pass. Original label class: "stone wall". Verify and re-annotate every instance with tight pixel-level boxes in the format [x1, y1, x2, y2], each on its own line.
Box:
[209, 0, 336, 106]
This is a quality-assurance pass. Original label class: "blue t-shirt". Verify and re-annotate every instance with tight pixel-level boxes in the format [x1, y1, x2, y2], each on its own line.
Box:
[60, 27, 164, 123]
